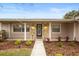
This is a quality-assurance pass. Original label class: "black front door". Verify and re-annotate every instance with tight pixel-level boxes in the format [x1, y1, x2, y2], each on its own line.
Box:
[36, 24, 42, 39]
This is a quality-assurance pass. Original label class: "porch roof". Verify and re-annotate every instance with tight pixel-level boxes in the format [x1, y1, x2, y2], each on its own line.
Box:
[0, 18, 75, 22]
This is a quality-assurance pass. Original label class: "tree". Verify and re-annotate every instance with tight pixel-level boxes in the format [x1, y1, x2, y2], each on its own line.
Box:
[64, 10, 79, 19]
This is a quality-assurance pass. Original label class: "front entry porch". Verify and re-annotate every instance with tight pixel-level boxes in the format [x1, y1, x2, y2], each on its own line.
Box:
[23, 22, 50, 40]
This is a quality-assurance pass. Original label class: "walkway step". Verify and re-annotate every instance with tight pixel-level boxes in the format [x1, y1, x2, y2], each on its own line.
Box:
[31, 40, 46, 56]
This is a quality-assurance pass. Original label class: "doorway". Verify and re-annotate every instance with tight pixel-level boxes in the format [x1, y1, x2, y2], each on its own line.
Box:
[36, 24, 42, 39]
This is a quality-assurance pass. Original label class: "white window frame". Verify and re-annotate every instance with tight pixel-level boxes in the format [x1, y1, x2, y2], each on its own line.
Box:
[12, 24, 24, 32]
[26, 24, 30, 32]
[52, 24, 61, 33]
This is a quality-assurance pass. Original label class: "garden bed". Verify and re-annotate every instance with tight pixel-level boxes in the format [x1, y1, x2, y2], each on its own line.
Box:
[44, 41, 79, 56]
[0, 40, 35, 56]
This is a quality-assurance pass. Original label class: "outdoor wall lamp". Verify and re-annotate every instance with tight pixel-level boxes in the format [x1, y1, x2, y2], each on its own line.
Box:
[31, 26, 35, 30]
[44, 26, 48, 30]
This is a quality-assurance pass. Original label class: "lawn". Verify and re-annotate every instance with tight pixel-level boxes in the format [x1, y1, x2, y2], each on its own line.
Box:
[0, 40, 35, 56]
[44, 41, 79, 56]
[0, 48, 31, 56]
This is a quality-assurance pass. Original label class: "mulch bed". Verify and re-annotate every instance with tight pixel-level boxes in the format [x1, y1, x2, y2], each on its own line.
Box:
[0, 40, 35, 50]
[44, 41, 79, 56]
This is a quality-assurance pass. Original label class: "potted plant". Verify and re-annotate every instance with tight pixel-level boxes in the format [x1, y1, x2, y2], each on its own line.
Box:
[2, 30, 8, 39]
[65, 36, 69, 42]
[0, 30, 8, 42]
[46, 38, 50, 42]
[58, 36, 61, 42]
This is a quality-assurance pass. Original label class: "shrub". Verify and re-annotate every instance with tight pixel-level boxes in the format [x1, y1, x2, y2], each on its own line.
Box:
[48, 54, 53, 56]
[74, 38, 78, 43]
[58, 36, 61, 42]
[26, 40, 33, 46]
[69, 42, 76, 47]
[65, 36, 69, 42]
[14, 40, 21, 45]
[0, 40, 4, 42]
[46, 38, 50, 42]
[2, 30, 8, 39]
[57, 42, 63, 47]
[0, 30, 8, 42]
[55, 53, 63, 56]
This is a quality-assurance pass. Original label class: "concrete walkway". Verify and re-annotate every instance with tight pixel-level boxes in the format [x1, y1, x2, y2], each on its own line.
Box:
[31, 40, 46, 56]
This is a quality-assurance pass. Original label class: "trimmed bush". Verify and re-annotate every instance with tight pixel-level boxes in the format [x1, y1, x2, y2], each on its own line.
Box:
[26, 40, 33, 46]
[14, 40, 21, 45]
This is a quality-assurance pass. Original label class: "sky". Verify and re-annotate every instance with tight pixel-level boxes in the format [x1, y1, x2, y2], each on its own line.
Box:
[0, 3, 79, 19]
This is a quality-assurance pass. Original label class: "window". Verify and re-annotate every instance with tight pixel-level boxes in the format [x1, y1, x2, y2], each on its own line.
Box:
[26, 25, 30, 32]
[52, 24, 61, 32]
[13, 24, 24, 32]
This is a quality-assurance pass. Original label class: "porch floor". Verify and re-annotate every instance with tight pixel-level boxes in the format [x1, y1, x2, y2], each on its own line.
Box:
[31, 39, 46, 56]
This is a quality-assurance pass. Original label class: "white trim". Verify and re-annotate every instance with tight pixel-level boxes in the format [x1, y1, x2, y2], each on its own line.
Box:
[12, 24, 24, 33]
[24, 23, 26, 40]
[49, 22, 51, 40]
[52, 23, 61, 33]
[73, 22, 76, 40]
[26, 24, 30, 32]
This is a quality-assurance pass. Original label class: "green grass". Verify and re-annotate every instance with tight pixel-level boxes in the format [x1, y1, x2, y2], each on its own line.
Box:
[0, 48, 32, 56]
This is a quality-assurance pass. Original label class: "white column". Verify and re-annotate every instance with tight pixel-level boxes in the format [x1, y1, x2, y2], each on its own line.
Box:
[9, 24, 11, 38]
[24, 23, 26, 40]
[73, 22, 76, 40]
[0, 23, 2, 31]
[49, 22, 51, 40]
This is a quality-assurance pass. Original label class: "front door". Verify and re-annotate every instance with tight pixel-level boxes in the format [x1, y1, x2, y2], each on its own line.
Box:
[36, 24, 42, 39]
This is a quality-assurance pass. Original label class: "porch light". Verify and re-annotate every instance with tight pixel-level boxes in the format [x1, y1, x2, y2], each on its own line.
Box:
[44, 26, 48, 29]
[19, 24, 22, 27]
[31, 26, 35, 30]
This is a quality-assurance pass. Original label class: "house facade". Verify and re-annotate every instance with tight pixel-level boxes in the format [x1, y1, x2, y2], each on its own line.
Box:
[0, 19, 79, 41]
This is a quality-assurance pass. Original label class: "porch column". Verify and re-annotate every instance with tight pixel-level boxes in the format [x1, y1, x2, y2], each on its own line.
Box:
[24, 23, 26, 40]
[9, 24, 11, 38]
[49, 22, 52, 40]
[73, 22, 76, 40]
[0, 23, 2, 31]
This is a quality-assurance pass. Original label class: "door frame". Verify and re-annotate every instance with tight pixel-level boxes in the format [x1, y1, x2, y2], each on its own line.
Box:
[36, 24, 42, 39]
